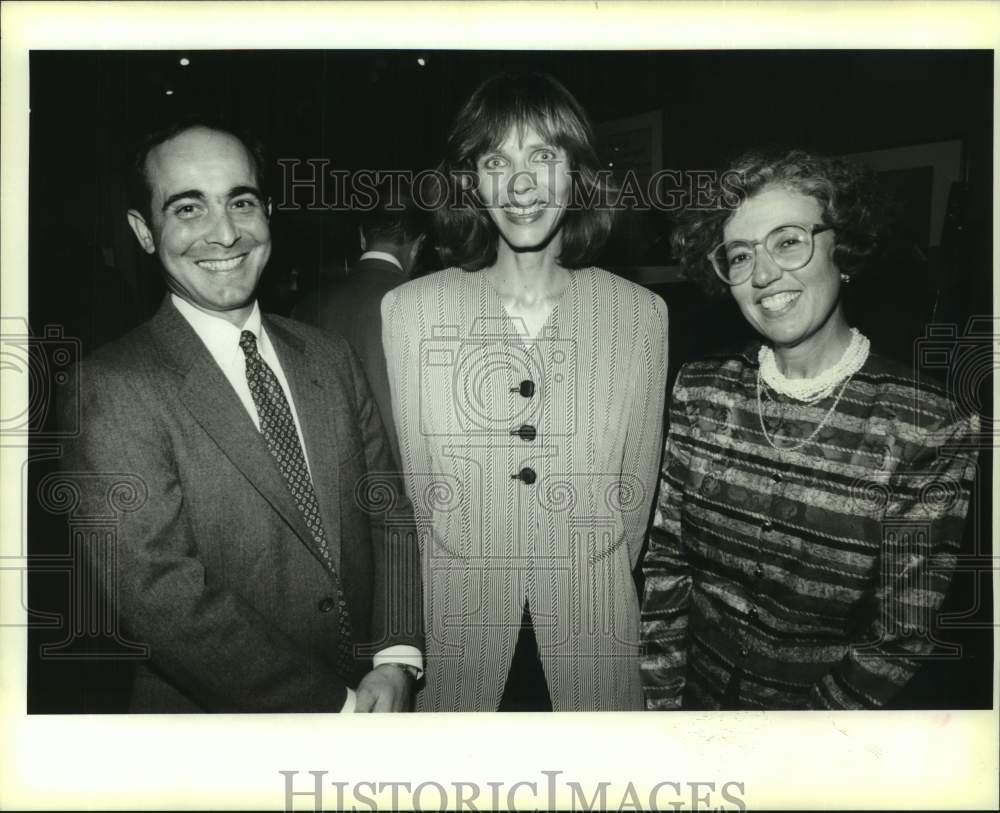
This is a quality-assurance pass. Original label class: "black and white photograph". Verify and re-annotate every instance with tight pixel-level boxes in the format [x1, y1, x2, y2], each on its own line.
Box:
[2, 2, 997, 810]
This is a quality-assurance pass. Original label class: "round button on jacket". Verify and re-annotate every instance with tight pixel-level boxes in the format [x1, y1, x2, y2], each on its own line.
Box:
[318, 597, 336, 613]
[511, 424, 537, 442]
[512, 466, 537, 485]
[510, 380, 535, 398]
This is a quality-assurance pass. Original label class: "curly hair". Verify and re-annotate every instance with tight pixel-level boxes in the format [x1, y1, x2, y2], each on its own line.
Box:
[431, 72, 613, 271]
[673, 149, 885, 298]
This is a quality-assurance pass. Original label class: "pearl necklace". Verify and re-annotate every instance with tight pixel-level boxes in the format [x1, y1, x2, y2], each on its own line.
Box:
[757, 372, 853, 453]
[756, 328, 870, 453]
[757, 328, 870, 403]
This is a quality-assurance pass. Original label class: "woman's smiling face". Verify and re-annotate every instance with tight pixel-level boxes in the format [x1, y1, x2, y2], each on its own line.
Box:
[725, 185, 846, 354]
[475, 124, 571, 256]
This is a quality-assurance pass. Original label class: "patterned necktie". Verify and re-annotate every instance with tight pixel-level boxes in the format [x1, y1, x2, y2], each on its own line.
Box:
[239, 330, 355, 677]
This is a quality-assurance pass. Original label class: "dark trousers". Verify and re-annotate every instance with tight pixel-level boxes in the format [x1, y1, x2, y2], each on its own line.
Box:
[497, 603, 553, 712]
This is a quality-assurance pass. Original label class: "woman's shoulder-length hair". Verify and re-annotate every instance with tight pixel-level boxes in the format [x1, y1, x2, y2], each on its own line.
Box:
[673, 148, 886, 298]
[431, 71, 614, 272]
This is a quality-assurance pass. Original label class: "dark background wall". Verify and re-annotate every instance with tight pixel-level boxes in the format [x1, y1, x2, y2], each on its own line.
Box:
[28, 50, 994, 351]
[27, 50, 993, 711]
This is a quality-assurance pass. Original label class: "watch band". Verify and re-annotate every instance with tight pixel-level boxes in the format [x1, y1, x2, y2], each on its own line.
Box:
[380, 662, 420, 681]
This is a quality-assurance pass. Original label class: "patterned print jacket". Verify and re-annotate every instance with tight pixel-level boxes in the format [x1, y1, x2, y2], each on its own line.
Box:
[641, 347, 979, 710]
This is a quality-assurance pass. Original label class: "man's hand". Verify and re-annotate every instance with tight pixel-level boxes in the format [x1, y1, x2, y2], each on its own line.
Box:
[354, 664, 415, 712]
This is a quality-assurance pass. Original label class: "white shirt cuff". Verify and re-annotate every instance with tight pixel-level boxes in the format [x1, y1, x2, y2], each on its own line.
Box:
[340, 687, 357, 713]
[373, 645, 424, 679]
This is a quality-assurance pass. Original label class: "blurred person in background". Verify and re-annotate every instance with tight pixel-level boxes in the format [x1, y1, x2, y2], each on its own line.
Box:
[294, 180, 426, 464]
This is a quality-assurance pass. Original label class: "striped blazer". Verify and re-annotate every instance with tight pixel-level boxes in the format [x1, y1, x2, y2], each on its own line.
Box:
[640, 347, 979, 710]
[383, 267, 668, 711]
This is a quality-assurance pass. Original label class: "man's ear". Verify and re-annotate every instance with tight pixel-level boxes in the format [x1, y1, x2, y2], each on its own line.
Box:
[127, 210, 157, 255]
[402, 233, 426, 276]
[408, 233, 426, 267]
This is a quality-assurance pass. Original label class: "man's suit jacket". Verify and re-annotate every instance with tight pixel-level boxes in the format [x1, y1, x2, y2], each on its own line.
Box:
[292, 257, 406, 464]
[62, 297, 422, 712]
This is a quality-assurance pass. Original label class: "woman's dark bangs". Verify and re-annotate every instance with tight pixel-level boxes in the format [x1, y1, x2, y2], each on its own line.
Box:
[474, 100, 576, 157]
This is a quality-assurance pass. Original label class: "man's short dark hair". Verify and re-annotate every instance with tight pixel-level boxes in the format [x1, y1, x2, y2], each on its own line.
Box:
[128, 116, 270, 222]
[360, 179, 427, 246]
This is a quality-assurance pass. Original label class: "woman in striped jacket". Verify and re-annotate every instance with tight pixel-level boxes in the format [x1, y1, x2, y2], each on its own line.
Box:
[382, 72, 668, 711]
[640, 150, 979, 710]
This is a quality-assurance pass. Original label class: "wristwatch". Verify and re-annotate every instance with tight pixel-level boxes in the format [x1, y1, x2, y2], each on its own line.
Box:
[381, 662, 420, 681]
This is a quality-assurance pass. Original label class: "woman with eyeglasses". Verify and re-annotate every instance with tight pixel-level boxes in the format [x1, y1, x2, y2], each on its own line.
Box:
[383, 72, 668, 711]
[640, 149, 979, 710]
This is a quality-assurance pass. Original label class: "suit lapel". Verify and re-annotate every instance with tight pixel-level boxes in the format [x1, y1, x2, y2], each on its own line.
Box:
[264, 316, 344, 571]
[149, 299, 330, 570]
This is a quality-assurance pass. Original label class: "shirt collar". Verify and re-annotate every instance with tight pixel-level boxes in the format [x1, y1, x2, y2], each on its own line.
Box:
[171, 294, 264, 361]
[359, 250, 404, 273]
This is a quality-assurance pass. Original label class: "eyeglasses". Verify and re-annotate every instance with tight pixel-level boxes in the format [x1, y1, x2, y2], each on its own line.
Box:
[708, 223, 834, 285]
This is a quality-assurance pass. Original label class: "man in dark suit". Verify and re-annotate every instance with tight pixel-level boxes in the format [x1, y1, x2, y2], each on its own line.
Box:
[292, 183, 426, 464]
[62, 119, 422, 712]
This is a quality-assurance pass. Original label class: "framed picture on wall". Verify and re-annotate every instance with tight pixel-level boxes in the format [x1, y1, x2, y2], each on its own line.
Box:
[596, 110, 683, 285]
[596, 109, 663, 181]
[842, 139, 968, 359]
[845, 138, 965, 249]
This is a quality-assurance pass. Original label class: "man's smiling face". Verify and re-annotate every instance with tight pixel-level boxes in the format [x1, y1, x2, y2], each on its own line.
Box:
[128, 126, 272, 326]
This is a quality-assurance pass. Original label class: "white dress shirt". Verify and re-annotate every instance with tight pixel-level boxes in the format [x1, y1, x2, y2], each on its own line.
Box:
[358, 250, 403, 272]
[172, 295, 422, 712]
